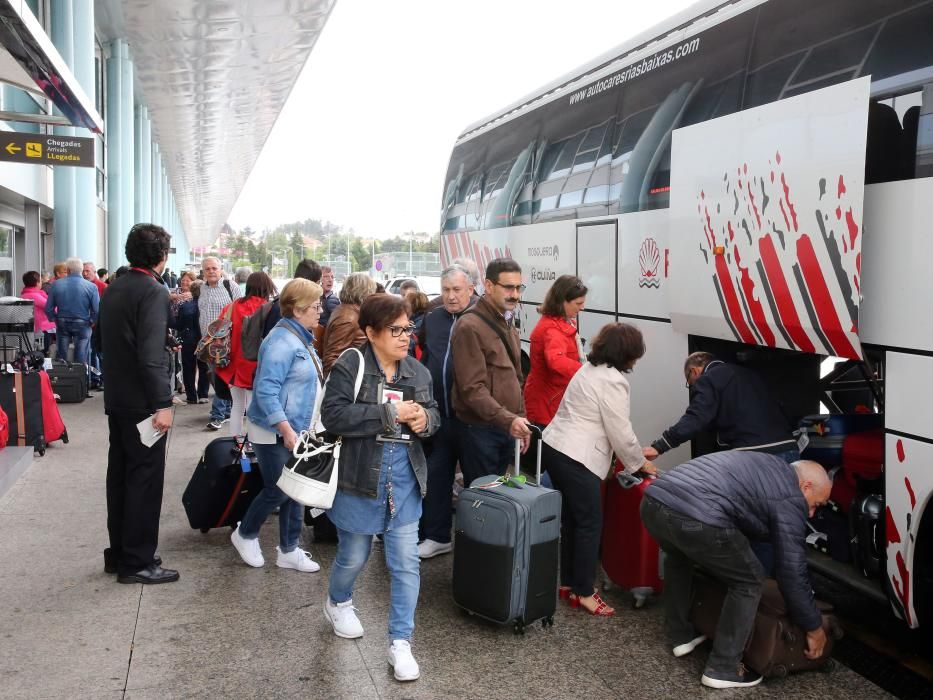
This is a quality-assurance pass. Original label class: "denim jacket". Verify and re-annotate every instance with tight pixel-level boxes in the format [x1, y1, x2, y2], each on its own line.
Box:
[246, 318, 320, 435]
[321, 343, 440, 498]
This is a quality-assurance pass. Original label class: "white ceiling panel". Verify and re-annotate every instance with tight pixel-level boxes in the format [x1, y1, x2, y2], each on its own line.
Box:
[95, 0, 336, 247]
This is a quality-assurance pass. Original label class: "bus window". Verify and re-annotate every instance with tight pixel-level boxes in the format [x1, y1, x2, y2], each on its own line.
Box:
[743, 54, 803, 109]
[571, 121, 610, 174]
[549, 132, 585, 181]
[861, 3, 933, 84]
[790, 25, 878, 87]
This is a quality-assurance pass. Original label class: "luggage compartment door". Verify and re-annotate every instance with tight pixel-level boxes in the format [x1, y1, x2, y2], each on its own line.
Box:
[575, 220, 617, 346]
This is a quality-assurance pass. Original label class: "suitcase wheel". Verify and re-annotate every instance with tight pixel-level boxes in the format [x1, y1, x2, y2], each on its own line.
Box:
[513, 620, 526, 635]
[772, 664, 788, 678]
[819, 659, 837, 674]
[200, 528, 210, 534]
[62, 430, 69, 444]
[37, 448, 45, 457]
[541, 616, 554, 630]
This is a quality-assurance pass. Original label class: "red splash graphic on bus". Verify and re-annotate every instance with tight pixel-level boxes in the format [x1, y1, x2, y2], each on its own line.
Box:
[440, 231, 511, 279]
[905, 476, 916, 510]
[896, 438, 905, 462]
[695, 156, 861, 359]
[885, 506, 901, 545]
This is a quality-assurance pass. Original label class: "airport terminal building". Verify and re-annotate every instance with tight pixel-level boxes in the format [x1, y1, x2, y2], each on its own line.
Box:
[0, 0, 333, 292]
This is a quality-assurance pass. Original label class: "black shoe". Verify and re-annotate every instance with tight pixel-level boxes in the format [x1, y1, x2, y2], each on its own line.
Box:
[701, 664, 763, 689]
[105, 550, 162, 574]
[117, 564, 179, 585]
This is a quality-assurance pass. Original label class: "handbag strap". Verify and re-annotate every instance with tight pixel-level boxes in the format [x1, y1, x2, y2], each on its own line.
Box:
[464, 307, 520, 374]
[291, 345, 364, 459]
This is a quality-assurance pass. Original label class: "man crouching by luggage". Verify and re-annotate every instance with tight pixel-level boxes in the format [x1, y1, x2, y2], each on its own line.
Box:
[99, 223, 179, 584]
[640, 451, 831, 689]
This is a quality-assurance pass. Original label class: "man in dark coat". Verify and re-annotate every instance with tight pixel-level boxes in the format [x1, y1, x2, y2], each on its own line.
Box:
[640, 452, 831, 689]
[644, 352, 798, 463]
[100, 223, 179, 584]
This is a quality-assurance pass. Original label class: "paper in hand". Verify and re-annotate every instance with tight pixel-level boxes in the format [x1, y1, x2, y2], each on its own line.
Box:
[136, 414, 166, 448]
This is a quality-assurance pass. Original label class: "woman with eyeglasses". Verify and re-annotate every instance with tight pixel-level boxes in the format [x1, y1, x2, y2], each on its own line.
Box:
[320, 293, 440, 682]
[214, 271, 278, 438]
[231, 278, 325, 573]
[542, 322, 656, 616]
[524, 275, 588, 428]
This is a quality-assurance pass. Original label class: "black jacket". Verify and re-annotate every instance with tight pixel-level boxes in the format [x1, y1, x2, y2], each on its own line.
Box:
[419, 298, 476, 418]
[172, 298, 201, 347]
[99, 268, 173, 415]
[652, 360, 794, 455]
[646, 451, 822, 631]
[321, 343, 440, 498]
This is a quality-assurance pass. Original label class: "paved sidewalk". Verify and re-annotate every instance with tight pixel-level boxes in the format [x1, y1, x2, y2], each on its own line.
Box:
[0, 398, 890, 699]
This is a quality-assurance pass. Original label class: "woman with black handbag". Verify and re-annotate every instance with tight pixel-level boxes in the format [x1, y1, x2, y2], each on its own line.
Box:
[320, 293, 440, 682]
[231, 278, 324, 573]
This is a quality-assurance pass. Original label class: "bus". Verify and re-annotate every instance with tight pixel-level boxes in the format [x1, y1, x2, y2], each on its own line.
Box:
[439, 0, 933, 628]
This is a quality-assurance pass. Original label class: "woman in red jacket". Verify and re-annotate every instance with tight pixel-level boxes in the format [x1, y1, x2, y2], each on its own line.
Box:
[524, 275, 588, 426]
[216, 272, 277, 438]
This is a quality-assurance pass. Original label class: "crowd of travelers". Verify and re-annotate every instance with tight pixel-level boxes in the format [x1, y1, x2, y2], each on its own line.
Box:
[39, 222, 834, 689]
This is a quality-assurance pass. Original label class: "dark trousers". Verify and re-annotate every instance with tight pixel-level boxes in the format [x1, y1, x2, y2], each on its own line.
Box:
[181, 344, 210, 401]
[542, 443, 602, 596]
[641, 496, 764, 674]
[419, 419, 462, 544]
[455, 419, 513, 487]
[106, 413, 168, 576]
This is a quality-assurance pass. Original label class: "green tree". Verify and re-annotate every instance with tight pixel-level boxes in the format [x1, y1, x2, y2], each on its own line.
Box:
[289, 230, 304, 260]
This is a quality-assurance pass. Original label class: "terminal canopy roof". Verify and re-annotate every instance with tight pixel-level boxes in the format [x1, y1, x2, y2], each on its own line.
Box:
[95, 0, 336, 247]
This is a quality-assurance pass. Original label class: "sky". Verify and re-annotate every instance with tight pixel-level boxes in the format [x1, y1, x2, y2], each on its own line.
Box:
[226, 0, 697, 238]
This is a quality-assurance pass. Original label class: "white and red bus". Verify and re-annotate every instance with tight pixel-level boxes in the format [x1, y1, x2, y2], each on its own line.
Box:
[440, 0, 933, 628]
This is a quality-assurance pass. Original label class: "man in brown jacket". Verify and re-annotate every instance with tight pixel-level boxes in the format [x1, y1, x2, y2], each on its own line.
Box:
[451, 258, 532, 485]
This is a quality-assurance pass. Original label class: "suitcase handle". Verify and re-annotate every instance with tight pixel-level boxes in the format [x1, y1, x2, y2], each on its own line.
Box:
[512, 423, 543, 483]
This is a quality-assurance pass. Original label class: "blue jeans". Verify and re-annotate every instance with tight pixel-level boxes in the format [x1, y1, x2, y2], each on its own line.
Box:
[56, 319, 92, 364]
[237, 440, 302, 552]
[329, 520, 420, 641]
[455, 419, 513, 487]
[210, 396, 232, 421]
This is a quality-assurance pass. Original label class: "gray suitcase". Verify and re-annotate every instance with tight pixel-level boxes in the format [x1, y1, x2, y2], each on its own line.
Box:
[452, 433, 561, 633]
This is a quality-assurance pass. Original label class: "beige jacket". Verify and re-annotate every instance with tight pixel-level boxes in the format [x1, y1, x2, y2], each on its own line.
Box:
[542, 362, 646, 479]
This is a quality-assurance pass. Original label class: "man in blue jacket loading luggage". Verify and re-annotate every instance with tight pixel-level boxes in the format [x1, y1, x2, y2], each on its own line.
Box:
[640, 452, 831, 689]
[643, 352, 799, 463]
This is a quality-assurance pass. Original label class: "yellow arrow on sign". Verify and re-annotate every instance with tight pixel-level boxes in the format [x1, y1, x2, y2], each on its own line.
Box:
[5, 143, 21, 155]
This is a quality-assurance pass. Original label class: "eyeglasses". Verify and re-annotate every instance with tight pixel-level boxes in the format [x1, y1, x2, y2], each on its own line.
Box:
[493, 282, 526, 294]
[311, 304, 323, 312]
[387, 324, 417, 338]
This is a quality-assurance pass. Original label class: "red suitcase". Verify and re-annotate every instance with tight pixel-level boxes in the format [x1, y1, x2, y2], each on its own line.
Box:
[38, 371, 68, 445]
[601, 459, 663, 607]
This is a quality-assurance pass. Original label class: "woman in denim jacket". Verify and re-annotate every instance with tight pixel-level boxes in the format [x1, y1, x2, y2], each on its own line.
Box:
[231, 278, 324, 573]
[321, 293, 440, 682]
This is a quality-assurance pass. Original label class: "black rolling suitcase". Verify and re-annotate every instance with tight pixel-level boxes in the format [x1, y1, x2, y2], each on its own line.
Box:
[0, 371, 46, 455]
[47, 359, 88, 403]
[453, 433, 561, 634]
[182, 437, 263, 532]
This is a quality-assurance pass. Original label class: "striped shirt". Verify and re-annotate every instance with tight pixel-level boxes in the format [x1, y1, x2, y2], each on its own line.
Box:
[197, 279, 242, 335]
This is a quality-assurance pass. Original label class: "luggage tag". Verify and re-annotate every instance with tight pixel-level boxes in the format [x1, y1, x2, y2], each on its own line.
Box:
[240, 455, 252, 473]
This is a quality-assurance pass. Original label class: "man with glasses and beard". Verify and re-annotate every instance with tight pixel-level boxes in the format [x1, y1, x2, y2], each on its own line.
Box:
[450, 258, 532, 487]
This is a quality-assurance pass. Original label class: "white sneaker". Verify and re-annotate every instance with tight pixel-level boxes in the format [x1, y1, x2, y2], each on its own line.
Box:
[230, 524, 264, 567]
[388, 639, 420, 681]
[417, 539, 452, 559]
[276, 546, 321, 572]
[673, 634, 707, 658]
[324, 596, 364, 639]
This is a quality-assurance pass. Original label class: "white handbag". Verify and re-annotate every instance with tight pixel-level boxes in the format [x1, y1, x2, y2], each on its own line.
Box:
[276, 347, 364, 508]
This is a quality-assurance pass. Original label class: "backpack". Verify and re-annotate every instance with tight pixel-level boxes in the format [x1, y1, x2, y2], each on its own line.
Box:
[240, 301, 275, 361]
[196, 303, 234, 368]
[0, 405, 8, 448]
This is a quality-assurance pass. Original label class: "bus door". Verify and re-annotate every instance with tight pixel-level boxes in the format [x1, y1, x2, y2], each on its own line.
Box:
[575, 220, 617, 348]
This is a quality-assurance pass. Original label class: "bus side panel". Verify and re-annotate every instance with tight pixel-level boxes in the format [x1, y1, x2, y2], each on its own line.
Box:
[884, 351, 933, 628]
[618, 209, 671, 320]
[859, 178, 933, 353]
[625, 319, 691, 471]
[668, 78, 869, 360]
